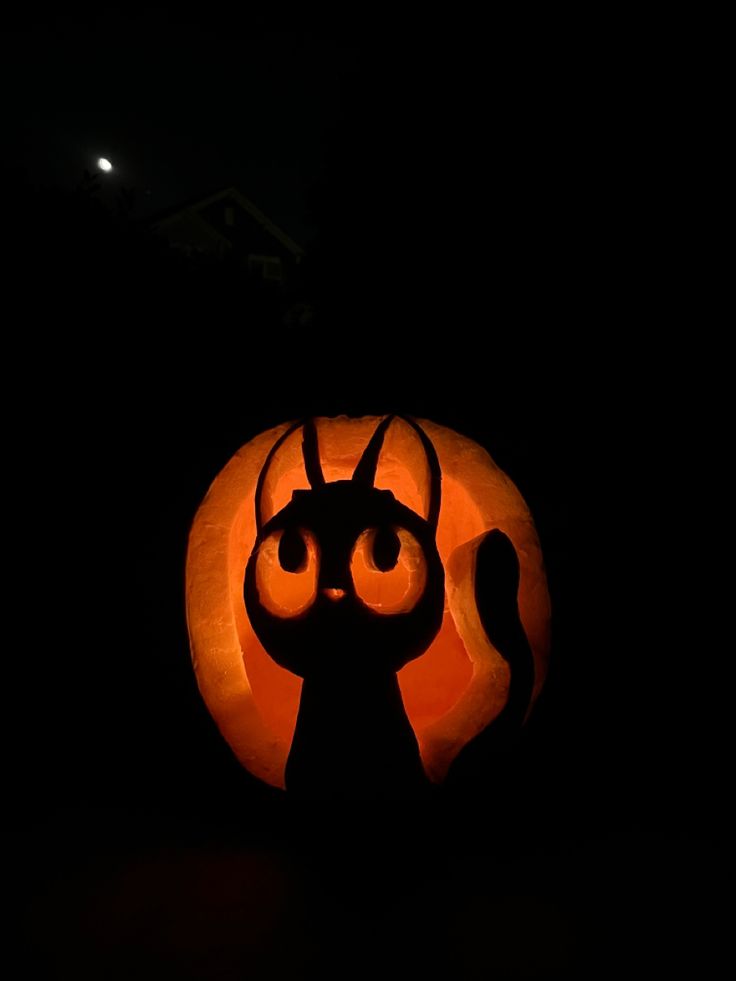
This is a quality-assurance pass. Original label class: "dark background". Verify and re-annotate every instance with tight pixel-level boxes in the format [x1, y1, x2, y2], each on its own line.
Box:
[5, 9, 731, 980]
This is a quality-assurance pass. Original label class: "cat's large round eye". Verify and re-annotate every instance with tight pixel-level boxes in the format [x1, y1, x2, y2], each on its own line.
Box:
[278, 527, 308, 572]
[351, 526, 427, 614]
[255, 528, 319, 618]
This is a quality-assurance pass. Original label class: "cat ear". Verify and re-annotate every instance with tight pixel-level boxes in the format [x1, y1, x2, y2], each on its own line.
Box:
[255, 419, 325, 533]
[301, 417, 325, 489]
[352, 415, 442, 531]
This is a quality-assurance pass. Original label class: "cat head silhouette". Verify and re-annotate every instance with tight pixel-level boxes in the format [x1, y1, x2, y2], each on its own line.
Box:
[244, 416, 445, 679]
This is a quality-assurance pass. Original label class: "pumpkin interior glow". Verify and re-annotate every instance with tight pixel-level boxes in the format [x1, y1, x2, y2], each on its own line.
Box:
[186, 416, 551, 788]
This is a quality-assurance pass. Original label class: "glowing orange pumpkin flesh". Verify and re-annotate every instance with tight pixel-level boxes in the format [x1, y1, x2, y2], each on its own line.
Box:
[186, 416, 550, 788]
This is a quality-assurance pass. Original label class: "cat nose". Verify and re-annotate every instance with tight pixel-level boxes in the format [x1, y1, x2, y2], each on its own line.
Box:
[322, 588, 346, 601]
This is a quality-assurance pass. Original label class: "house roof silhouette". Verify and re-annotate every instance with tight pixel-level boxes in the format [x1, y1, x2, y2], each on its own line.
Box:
[149, 186, 304, 259]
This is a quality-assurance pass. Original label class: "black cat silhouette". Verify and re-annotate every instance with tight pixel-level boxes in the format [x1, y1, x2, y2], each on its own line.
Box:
[244, 415, 534, 799]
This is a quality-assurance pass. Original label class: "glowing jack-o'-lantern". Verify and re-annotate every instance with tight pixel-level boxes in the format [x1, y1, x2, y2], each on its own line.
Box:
[186, 416, 550, 790]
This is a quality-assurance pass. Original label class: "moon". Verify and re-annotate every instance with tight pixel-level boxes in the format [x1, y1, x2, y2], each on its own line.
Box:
[97, 157, 113, 172]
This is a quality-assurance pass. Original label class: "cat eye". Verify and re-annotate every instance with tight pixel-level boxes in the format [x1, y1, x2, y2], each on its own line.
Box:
[278, 527, 308, 572]
[371, 526, 401, 571]
[255, 528, 319, 617]
[351, 526, 427, 614]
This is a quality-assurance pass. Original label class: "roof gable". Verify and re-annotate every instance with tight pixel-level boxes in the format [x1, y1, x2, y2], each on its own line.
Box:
[151, 186, 304, 257]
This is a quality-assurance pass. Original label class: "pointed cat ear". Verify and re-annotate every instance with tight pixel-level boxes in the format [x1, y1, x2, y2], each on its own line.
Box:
[352, 415, 441, 531]
[256, 419, 325, 532]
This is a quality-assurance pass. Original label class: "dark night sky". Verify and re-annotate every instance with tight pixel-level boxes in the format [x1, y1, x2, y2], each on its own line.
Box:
[5, 12, 732, 979]
[3, 11, 353, 241]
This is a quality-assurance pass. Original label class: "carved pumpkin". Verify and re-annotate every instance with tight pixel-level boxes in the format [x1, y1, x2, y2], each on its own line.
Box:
[186, 416, 550, 789]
